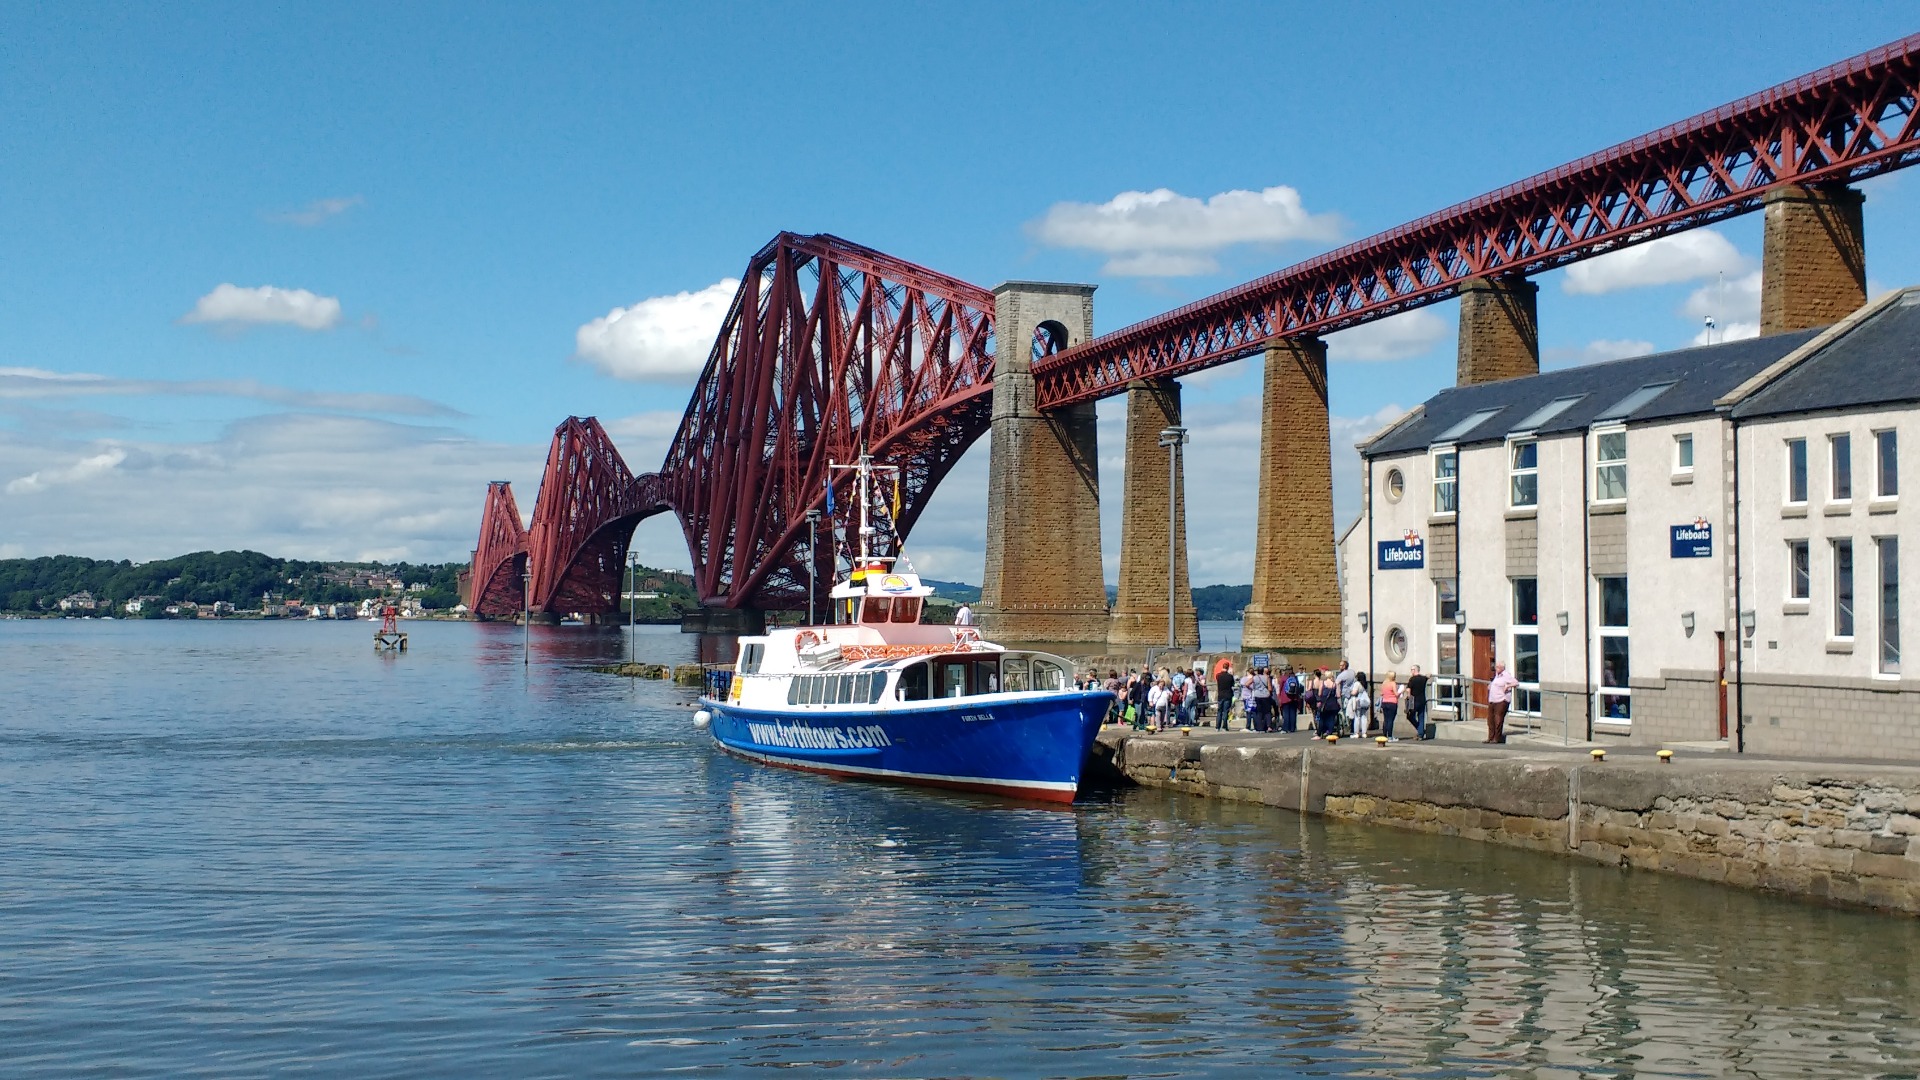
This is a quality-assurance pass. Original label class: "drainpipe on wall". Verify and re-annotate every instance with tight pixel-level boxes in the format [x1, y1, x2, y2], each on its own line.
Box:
[1365, 453, 1376, 697]
[1582, 428, 1594, 742]
[1731, 413, 1746, 753]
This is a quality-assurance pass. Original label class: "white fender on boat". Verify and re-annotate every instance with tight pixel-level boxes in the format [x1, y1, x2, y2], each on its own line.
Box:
[693, 709, 712, 729]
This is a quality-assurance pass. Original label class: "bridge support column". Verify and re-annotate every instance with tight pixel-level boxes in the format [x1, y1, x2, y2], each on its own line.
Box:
[1762, 183, 1866, 334]
[1456, 275, 1538, 386]
[1108, 378, 1198, 649]
[978, 282, 1109, 645]
[1242, 338, 1340, 659]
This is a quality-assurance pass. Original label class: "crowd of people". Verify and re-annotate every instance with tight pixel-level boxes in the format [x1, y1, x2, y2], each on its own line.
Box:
[1081, 658, 1439, 741]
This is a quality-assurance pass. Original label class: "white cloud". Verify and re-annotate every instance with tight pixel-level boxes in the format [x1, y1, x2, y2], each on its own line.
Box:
[181, 284, 343, 331]
[1546, 338, 1657, 366]
[1325, 309, 1451, 362]
[0, 415, 541, 562]
[6, 446, 129, 495]
[575, 279, 738, 381]
[1562, 230, 1750, 295]
[0, 366, 457, 417]
[1683, 270, 1762, 344]
[1029, 186, 1342, 277]
[603, 409, 685, 471]
[268, 195, 363, 226]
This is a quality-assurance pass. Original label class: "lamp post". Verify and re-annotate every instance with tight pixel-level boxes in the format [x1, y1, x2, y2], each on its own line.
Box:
[1452, 606, 1467, 715]
[805, 508, 821, 626]
[628, 550, 640, 662]
[522, 564, 533, 668]
[1158, 425, 1188, 650]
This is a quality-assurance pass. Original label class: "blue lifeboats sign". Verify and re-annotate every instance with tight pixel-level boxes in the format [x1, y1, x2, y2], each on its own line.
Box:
[1671, 522, 1713, 558]
[1377, 538, 1425, 570]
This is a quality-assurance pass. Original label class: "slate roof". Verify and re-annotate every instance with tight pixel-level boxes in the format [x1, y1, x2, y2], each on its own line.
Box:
[1365, 329, 1821, 458]
[1731, 289, 1920, 419]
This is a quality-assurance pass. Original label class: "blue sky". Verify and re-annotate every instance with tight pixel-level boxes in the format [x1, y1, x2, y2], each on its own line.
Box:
[3, 3, 1917, 584]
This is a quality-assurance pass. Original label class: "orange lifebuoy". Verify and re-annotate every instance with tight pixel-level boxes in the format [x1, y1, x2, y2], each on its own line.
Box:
[795, 630, 820, 650]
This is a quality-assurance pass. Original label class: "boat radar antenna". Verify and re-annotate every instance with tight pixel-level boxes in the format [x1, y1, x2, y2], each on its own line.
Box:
[827, 449, 902, 567]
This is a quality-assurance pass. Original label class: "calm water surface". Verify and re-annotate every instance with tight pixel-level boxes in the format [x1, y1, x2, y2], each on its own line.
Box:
[3, 619, 1917, 1078]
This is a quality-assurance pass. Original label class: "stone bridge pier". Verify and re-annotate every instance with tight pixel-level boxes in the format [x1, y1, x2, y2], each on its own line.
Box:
[976, 282, 1109, 645]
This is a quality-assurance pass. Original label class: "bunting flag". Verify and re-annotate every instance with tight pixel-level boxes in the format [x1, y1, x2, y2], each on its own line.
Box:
[891, 475, 900, 522]
[824, 478, 835, 516]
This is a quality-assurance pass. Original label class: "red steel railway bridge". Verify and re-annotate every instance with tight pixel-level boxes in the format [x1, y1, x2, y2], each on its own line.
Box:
[466, 34, 1920, 647]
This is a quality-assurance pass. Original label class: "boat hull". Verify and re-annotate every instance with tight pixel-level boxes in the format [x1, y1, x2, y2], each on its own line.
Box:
[701, 691, 1113, 803]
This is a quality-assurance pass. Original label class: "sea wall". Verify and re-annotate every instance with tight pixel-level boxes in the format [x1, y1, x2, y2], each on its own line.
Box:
[1093, 730, 1920, 915]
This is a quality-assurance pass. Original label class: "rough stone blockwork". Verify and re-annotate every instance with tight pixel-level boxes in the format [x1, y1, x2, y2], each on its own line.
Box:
[979, 283, 1109, 643]
[1109, 378, 1198, 647]
[1097, 730, 1920, 916]
[1456, 276, 1539, 385]
[1243, 339, 1341, 653]
[1761, 184, 1866, 335]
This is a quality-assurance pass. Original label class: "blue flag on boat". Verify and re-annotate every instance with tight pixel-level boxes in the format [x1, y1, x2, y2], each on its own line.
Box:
[824, 478, 835, 516]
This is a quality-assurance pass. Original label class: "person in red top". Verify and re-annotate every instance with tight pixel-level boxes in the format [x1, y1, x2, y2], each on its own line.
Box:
[1486, 661, 1519, 744]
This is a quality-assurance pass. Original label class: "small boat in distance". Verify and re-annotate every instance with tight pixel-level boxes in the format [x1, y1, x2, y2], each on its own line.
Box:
[695, 453, 1112, 803]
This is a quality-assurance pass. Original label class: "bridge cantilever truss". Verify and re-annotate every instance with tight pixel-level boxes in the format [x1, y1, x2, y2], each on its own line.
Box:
[472, 33, 1920, 617]
[1032, 31, 1920, 407]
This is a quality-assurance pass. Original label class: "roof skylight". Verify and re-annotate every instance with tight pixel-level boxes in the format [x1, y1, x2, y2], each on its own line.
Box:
[1595, 381, 1677, 422]
[1433, 407, 1505, 443]
[1511, 394, 1587, 432]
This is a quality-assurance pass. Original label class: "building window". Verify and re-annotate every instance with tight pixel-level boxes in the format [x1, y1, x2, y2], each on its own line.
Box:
[1786, 438, 1808, 504]
[1880, 537, 1901, 675]
[1594, 430, 1627, 503]
[1384, 467, 1405, 503]
[1510, 439, 1539, 509]
[1434, 629, 1461, 715]
[1385, 625, 1408, 663]
[1788, 539, 1811, 601]
[1833, 538, 1855, 639]
[1435, 577, 1458, 622]
[1511, 577, 1540, 714]
[1432, 449, 1457, 514]
[1877, 430, 1899, 498]
[1674, 433, 1694, 474]
[1831, 433, 1852, 501]
[1597, 575, 1630, 721]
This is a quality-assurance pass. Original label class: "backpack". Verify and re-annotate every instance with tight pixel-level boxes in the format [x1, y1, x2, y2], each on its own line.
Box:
[1284, 674, 1303, 699]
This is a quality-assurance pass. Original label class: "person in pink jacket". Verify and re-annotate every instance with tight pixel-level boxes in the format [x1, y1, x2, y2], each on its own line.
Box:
[1487, 662, 1519, 744]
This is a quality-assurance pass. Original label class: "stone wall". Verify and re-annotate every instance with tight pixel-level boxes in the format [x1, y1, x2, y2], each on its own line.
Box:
[1629, 670, 1724, 745]
[1761, 184, 1866, 335]
[1109, 378, 1199, 647]
[1456, 276, 1539, 385]
[1097, 730, 1920, 915]
[1740, 674, 1920, 761]
[1243, 338, 1341, 653]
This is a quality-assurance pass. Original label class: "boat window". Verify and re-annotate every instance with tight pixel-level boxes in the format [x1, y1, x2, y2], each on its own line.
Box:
[787, 678, 802, 706]
[891, 597, 921, 623]
[937, 660, 971, 698]
[805, 675, 822, 706]
[867, 673, 887, 704]
[1032, 659, 1066, 691]
[979, 662, 1000, 694]
[862, 597, 890, 622]
[737, 644, 764, 675]
[838, 674, 854, 704]
[853, 672, 871, 702]
[898, 663, 929, 701]
[1002, 656, 1030, 692]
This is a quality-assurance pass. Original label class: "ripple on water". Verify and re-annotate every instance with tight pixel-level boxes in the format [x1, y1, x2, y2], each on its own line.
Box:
[1, 619, 1917, 1078]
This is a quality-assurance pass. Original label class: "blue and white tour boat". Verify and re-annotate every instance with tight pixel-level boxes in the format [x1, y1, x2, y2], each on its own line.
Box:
[695, 454, 1113, 803]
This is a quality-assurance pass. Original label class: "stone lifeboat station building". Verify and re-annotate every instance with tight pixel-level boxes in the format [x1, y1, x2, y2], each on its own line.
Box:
[1342, 288, 1916, 759]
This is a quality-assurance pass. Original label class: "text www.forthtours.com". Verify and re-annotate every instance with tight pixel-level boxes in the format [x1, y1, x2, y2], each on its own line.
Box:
[747, 722, 892, 750]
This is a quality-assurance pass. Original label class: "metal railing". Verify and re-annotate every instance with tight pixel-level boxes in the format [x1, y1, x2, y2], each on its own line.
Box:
[1426, 674, 1583, 745]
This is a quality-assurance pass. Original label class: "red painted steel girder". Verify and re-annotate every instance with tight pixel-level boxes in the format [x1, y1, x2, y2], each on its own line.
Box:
[469, 480, 529, 618]
[1033, 33, 1920, 408]
[659, 232, 996, 610]
[525, 417, 670, 616]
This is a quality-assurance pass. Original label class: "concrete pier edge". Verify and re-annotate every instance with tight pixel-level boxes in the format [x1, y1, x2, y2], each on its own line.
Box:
[1093, 728, 1920, 916]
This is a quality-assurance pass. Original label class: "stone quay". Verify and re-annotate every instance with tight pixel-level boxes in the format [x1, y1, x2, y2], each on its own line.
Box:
[1091, 728, 1920, 916]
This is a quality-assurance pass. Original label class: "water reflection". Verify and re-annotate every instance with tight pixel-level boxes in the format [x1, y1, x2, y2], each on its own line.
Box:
[2, 620, 1915, 1078]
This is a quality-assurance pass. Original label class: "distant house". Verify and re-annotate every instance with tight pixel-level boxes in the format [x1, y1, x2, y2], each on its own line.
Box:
[210, 601, 236, 616]
[57, 592, 97, 612]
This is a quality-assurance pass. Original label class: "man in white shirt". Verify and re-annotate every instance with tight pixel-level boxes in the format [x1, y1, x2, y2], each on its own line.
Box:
[954, 603, 973, 626]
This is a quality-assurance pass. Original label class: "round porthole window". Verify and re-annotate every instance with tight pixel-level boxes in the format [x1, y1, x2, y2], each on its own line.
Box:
[1385, 625, 1409, 663]
[1384, 468, 1405, 503]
